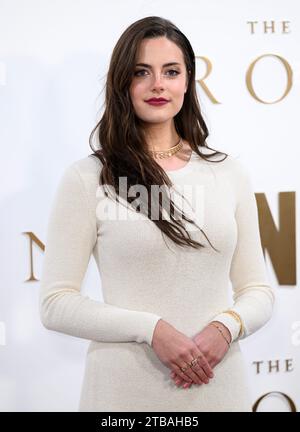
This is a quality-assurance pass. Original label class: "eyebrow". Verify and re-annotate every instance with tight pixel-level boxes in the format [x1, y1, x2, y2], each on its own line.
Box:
[135, 62, 181, 68]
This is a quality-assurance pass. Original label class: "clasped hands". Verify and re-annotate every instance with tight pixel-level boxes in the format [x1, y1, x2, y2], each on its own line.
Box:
[151, 319, 232, 390]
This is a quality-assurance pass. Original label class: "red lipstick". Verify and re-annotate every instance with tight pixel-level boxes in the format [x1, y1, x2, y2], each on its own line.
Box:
[145, 97, 170, 106]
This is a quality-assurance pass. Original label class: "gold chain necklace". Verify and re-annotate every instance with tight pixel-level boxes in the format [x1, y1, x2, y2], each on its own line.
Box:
[150, 137, 183, 159]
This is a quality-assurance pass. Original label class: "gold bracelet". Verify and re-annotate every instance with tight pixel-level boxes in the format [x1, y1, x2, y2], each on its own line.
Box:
[210, 322, 231, 347]
[222, 310, 244, 338]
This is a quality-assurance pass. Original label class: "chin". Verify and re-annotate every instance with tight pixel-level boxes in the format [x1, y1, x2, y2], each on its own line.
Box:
[144, 117, 172, 124]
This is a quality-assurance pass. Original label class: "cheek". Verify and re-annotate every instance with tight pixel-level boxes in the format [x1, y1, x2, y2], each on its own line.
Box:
[130, 81, 146, 102]
[171, 79, 187, 96]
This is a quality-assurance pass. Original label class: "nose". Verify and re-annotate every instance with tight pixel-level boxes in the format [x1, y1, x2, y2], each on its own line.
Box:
[151, 72, 165, 91]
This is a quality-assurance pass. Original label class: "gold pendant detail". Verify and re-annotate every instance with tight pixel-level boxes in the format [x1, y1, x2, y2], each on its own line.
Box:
[151, 138, 183, 159]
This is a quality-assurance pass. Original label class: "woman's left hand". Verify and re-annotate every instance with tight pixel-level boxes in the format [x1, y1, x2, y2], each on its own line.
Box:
[170, 322, 231, 389]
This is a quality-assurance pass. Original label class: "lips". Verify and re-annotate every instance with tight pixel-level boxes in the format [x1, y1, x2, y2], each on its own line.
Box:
[146, 98, 168, 102]
[145, 98, 170, 106]
[146, 98, 169, 102]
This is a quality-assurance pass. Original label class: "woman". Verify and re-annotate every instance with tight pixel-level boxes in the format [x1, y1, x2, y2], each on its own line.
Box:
[39, 16, 275, 412]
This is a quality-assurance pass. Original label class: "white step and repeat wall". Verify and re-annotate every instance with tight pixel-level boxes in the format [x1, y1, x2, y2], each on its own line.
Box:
[0, 0, 299, 412]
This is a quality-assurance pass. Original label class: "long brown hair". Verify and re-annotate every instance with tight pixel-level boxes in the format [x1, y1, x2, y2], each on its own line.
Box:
[88, 16, 228, 251]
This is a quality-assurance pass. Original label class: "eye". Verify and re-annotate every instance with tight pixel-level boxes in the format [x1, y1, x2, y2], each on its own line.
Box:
[134, 69, 147, 77]
[167, 69, 180, 77]
[134, 69, 180, 77]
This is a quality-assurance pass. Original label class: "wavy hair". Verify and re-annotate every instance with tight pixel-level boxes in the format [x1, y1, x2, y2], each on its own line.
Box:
[88, 16, 228, 251]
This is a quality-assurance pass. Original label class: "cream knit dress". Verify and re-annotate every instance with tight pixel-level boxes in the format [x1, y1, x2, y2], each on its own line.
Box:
[39, 150, 275, 412]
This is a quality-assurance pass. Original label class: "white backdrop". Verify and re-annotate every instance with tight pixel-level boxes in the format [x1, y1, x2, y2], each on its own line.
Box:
[0, 0, 299, 412]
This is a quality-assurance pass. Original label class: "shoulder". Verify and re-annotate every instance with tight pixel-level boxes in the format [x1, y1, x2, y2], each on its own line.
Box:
[64, 154, 103, 187]
[193, 148, 249, 173]
[225, 154, 254, 189]
[59, 155, 103, 208]
[194, 151, 254, 203]
[205, 152, 252, 182]
[217, 154, 256, 206]
[70, 154, 103, 179]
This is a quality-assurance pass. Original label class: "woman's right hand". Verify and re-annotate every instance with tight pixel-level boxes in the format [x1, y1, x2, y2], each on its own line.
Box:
[151, 319, 214, 385]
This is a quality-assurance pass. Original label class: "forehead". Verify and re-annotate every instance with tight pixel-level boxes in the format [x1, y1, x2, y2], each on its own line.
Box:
[135, 37, 185, 64]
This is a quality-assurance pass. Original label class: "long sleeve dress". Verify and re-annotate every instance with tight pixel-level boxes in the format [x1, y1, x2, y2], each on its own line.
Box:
[39, 149, 275, 412]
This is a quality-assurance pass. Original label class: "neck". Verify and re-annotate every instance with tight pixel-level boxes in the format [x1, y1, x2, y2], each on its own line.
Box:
[143, 122, 180, 152]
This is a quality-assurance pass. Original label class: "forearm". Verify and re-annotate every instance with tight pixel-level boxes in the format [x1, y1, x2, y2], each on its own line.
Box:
[208, 321, 232, 344]
[39, 287, 162, 346]
[210, 285, 275, 342]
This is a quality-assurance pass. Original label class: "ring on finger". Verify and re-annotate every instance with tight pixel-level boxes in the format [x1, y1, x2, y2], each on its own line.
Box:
[189, 357, 199, 368]
[179, 355, 200, 374]
[180, 355, 199, 372]
[180, 364, 189, 373]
